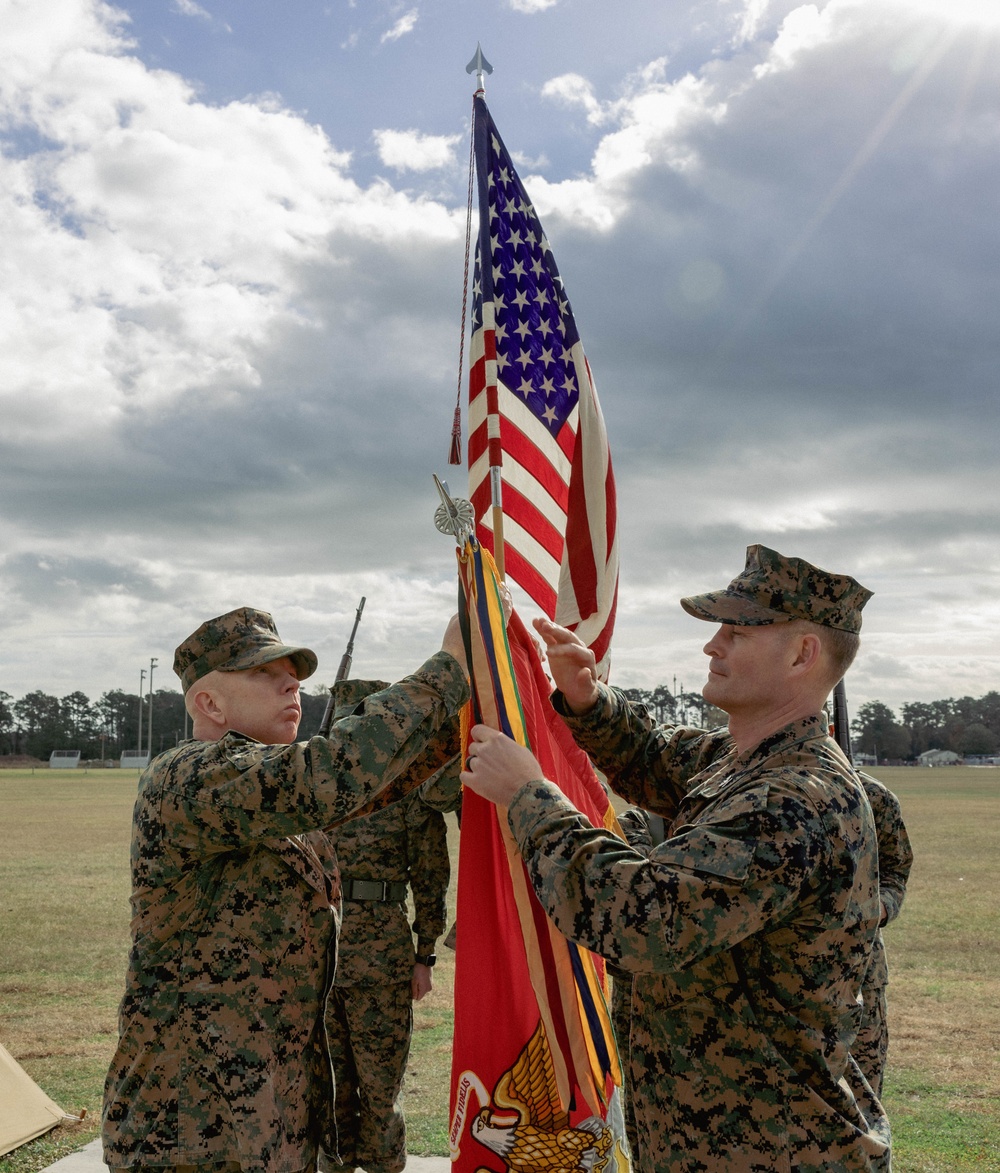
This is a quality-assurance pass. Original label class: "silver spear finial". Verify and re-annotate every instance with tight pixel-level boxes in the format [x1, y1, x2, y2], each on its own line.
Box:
[433, 474, 475, 545]
[465, 43, 493, 95]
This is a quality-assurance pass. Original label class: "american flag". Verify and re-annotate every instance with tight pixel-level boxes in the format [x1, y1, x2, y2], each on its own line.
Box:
[467, 94, 618, 675]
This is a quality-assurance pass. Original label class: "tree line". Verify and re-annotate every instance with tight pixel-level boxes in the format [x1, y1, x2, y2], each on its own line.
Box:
[621, 688, 1000, 761]
[850, 693, 1000, 761]
[2, 683, 998, 764]
[0, 686, 332, 762]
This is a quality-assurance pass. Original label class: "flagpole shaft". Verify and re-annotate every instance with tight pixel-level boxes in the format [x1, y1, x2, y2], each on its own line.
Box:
[491, 504, 505, 580]
[490, 465, 505, 579]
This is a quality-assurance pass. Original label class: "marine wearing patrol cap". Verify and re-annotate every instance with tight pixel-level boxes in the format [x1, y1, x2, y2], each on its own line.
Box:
[173, 606, 318, 693]
[681, 544, 873, 633]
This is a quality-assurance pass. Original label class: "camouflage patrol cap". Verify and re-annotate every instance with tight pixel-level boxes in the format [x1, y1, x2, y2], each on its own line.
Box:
[173, 607, 318, 693]
[680, 544, 873, 633]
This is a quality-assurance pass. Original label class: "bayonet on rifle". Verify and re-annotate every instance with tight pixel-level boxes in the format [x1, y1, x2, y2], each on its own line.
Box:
[317, 597, 366, 737]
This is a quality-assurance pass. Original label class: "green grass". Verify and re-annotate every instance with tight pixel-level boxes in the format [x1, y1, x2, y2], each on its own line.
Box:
[2, 766, 998, 1172]
[865, 767, 1000, 1171]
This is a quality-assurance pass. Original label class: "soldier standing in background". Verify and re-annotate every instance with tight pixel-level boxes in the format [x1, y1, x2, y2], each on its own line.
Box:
[854, 772, 913, 1097]
[322, 679, 460, 1173]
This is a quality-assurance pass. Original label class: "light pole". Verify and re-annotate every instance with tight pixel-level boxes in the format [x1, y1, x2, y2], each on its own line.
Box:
[147, 658, 158, 761]
[137, 668, 146, 754]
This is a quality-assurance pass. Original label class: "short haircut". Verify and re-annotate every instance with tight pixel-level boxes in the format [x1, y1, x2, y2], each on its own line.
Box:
[814, 623, 860, 679]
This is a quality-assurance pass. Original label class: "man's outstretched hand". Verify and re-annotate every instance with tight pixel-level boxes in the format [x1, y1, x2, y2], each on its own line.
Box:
[532, 617, 600, 714]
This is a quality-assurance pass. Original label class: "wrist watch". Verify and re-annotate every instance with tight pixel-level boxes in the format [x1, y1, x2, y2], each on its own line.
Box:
[414, 952, 437, 967]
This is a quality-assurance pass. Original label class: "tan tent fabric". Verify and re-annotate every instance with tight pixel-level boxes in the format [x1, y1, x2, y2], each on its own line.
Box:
[0, 1041, 68, 1155]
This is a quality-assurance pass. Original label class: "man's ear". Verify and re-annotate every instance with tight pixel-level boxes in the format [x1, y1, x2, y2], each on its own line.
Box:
[790, 631, 824, 674]
[190, 684, 228, 731]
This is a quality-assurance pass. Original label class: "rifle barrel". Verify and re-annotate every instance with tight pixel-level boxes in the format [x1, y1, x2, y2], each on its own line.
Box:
[317, 597, 367, 737]
[832, 678, 852, 760]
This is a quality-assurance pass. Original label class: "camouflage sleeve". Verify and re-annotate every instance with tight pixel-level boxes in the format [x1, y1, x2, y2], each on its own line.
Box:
[859, 773, 913, 925]
[325, 678, 462, 823]
[152, 652, 469, 852]
[333, 721, 461, 824]
[405, 795, 450, 953]
[553, 684, 733, 818]
[616, 808, 654, 852]
[506, 777, 831, 973]
[418, 752, 464, 813]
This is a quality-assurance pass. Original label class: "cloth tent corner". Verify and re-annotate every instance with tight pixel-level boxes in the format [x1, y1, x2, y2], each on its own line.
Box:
[0, 1041, 72, 1156]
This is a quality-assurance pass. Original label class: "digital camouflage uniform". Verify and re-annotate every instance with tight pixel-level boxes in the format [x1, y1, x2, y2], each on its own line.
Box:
[508, 705, 888, 1173]
[504, 547, 890, 1172]
[607, 808, 659, 1164]
[322, 680, 456, 1173]
[853, 772, 913, 1097]
[102, 609, 469, 1173]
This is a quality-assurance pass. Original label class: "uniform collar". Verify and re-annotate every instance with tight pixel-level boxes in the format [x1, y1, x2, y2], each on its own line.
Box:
[734, 712, 828, 768]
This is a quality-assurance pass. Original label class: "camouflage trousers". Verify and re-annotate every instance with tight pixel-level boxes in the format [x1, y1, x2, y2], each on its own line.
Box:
[325, 979, 412, 1173]
[609, 973, 640, 1163]
[853, 982, 889, 1099]
[109, 1164, 269, 1173]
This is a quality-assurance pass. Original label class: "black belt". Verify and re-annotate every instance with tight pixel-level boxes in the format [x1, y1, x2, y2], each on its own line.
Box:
[341, 878, 408, 902]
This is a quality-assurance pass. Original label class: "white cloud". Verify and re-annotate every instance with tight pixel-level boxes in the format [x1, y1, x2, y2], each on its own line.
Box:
[172, 0, 211, 20]
[727, 0, 783, 47]
[380, 8, 418, 43]
[753, 3, 829, 76]
[0, 1, 464, 455]
[541, 73, 606, 125]
[529, 70, 721, 229]
[506, 0, 559, 11]
[373, 128, 462, 172]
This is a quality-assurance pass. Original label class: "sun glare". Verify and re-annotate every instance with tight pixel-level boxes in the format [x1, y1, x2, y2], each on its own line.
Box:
[903, 0, 1000, 29]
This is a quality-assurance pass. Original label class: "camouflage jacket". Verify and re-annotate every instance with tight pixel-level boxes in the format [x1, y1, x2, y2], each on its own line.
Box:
[102, 653, 468, 1173]
[507, 688, 889, 1172]
[858, 772, 913, 989]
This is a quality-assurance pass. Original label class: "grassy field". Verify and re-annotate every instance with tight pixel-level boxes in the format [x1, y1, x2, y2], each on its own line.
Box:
[1, 765, 997, 1172]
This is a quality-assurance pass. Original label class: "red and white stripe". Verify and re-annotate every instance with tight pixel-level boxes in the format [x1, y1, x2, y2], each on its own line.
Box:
[467, 314, 619, 677]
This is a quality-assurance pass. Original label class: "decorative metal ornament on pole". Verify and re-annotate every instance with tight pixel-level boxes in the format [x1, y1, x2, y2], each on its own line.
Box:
[147, 658, 158, 760]
[433, 474, 476, 546]
[465, 42, 493, 95]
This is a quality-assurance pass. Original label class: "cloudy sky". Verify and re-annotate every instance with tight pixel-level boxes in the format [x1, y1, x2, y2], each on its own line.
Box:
[1, 0, 998, 717]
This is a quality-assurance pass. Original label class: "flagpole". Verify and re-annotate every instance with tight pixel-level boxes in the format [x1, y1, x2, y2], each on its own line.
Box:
[464, 45, 506, 581]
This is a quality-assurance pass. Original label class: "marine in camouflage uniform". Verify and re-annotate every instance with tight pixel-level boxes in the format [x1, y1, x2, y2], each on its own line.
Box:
[102, 608, 469, 1173]
[322, 679, 458, 1173]
[463, 546, 892, 1173]
[853, 772, 913, 1097]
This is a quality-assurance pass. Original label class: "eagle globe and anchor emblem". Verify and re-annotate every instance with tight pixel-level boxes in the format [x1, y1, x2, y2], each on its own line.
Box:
[452, 1021, 624, 1173]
